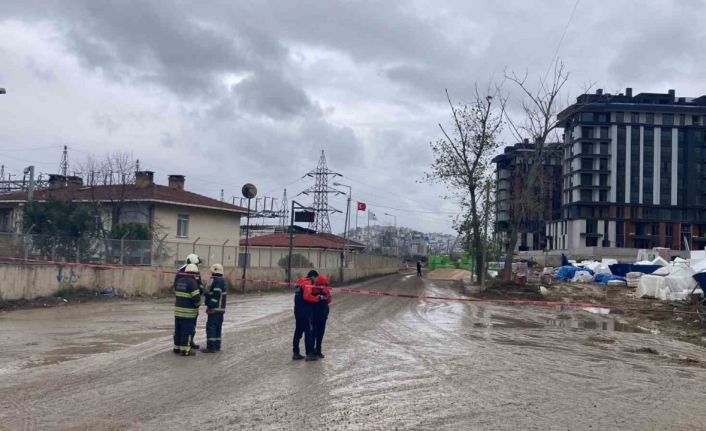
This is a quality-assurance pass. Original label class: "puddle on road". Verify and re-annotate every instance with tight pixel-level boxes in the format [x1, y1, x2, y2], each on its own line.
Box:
[542, 313, 649, 333]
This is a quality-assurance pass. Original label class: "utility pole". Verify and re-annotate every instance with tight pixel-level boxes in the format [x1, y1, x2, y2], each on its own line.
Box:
[60, 145, 69, 177]
[23, 166, 35, 202]
[384, 212, 397, 256]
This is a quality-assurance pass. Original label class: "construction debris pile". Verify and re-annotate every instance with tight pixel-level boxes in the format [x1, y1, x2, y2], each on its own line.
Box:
[544, 249, 705, 303]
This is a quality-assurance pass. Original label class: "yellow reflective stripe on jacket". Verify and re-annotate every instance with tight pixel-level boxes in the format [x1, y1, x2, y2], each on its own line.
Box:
[190, 289, 201, 297]
[175, 291, 191, 298]
[175, 306, 198, 317]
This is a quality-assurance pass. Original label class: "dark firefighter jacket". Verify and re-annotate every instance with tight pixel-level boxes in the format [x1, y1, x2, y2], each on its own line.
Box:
[205, 276, 227, 313]
[174, 276, 201, 319]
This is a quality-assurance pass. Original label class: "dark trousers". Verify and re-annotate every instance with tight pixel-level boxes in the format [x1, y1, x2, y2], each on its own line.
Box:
[417, 267, 422, 276]
[206, 312, 224, 350]
[175, 317, 196, 354]
[292, 305, 314, 355]
[191, 314, 199, 346]
[313, 304, 329, 355]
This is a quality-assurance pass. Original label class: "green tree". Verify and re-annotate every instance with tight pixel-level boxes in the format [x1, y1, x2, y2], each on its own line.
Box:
[110, 222, 150, 240]
[427, 86, 505, 286]
[23, 200, 102, 261]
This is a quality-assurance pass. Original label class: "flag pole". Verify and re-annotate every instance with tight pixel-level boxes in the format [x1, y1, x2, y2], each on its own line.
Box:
[367, 209, 370, 250]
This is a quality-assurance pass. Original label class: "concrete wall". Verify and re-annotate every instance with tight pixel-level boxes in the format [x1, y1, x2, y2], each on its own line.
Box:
[0, 263, 165, 301]
[519, 247, 690, 267]
[0, 257, 402, 301]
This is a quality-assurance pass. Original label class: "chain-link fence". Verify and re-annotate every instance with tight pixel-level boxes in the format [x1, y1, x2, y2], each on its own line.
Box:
[0, 232, 400, 270]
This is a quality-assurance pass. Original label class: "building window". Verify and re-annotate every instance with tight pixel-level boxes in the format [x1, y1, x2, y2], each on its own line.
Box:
[631, 112, 640, 123]
[662, 114, 674, 126]
[582, 127, 594, 139]
[581, 173, 593, 186]
[599, 190, 608, 202]
[581, 190, 593, 202]
[177, 214, 189, 238]
[646, 113, 654, 124]
[693, 115, 701, 126]
[616, 112, 624, 123]
[600, 142, 609, 155]
[580, 112, 594, 122]
[679, 114, 685, 126]
[600, 127, 610, 139]
[581, 158, 593, 170]
[582, 142, 594, 153]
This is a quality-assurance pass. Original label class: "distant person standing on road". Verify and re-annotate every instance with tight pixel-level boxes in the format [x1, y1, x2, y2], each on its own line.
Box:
[416, 260, 422, 276]
[292, 270, 319, 361]
[312, 274, 332, 359]
[173, 264, 202, 356]
[202, 263, 227, 353]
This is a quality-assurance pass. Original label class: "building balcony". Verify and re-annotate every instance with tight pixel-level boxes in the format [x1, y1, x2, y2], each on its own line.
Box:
[630, 233, 658, 240]
[568, 153, 611, 161]
[580, 232, 604, 238]
[567, 184, 610, 191]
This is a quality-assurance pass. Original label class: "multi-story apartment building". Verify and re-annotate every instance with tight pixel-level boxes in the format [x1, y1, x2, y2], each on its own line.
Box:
[493, 140, 562, 251]
[547, 88, 706, 252]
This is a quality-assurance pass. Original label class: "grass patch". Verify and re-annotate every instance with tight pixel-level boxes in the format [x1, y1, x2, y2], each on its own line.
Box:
[55, 286, 96, 299]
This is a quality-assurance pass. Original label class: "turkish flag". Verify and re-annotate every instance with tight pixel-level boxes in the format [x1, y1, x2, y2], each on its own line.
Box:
[357, 202, 366, 211]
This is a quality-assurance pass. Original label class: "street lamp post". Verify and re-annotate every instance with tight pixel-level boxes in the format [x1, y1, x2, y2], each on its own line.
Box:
[332, 182, 352, 265]
[241, 183, 257, 292]
[384, 212, 397, 257]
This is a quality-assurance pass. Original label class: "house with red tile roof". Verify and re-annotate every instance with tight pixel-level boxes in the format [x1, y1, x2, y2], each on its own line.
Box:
[0, 172, 247, 264]
[239, 232, 365, 269]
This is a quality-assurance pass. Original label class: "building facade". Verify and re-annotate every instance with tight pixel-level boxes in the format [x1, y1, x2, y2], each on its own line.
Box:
[493, 140, 562, 252]
[547, 88, 706, 251]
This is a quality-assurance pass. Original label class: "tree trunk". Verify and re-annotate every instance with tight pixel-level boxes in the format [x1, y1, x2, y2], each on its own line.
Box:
[502, 226, 519, 281]
[469, 188, 484, 286]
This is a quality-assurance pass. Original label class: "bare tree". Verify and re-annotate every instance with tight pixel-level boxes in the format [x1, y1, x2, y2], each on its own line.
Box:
[427, 85, 505, 286]
[501, 60, 569, 281]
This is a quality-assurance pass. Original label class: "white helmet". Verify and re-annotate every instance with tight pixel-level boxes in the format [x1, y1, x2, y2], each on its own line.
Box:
[186, 253, 201, 265]
[210, 263, 224, 274]
[185, 263, 200, 273]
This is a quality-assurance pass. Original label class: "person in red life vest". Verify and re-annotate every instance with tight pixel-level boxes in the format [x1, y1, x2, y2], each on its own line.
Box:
[292, 270, 320, 361]
[312, 275, 332, 359]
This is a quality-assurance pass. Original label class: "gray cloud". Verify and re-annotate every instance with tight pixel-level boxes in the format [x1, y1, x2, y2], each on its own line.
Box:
[2, 0, 706, 234]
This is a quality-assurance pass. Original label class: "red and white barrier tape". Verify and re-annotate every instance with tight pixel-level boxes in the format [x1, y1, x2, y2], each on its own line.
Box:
[332, 287, 625, 314]
[0, 256, 624, 313]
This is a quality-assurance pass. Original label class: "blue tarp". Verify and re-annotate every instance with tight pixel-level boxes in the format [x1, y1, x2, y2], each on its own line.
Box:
[609, 264, 661, 277]
[556, 265, 577, 281]
[594, 273, 627, 285]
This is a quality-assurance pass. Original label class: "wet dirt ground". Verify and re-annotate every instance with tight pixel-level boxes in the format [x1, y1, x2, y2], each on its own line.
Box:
[1, 273, 705, 430]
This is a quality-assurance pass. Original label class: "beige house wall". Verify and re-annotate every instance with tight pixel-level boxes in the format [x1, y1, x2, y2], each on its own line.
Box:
[154, 204, 241, 245]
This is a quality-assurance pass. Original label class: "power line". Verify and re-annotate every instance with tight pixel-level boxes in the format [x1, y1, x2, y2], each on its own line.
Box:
[543, 0, 580, 82]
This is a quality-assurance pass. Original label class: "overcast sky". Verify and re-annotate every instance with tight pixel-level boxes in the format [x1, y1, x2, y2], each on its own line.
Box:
[0, 0, 704, 235]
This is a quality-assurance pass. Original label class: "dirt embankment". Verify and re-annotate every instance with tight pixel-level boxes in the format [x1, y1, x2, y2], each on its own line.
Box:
[476, 279, 706, 348]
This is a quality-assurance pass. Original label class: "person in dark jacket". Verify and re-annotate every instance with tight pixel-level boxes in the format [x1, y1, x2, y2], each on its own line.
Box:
[202, 264, 227, 353]
[416, 260, 422, 276]
[173, 253, 203, 353]
[312, 274, 332, 359]
[173, 264, 202, 356]
[292, 269, 319, 361]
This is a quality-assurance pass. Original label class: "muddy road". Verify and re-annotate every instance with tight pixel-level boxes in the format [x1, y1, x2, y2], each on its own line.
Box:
[1, 273, 705, 430]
